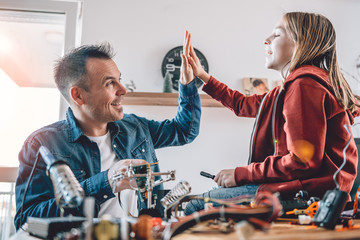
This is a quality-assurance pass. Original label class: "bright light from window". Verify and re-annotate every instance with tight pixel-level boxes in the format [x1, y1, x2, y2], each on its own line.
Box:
[0, 9, 66, 167]
[0, 69, 60, 167]
[0, 34, 12, 53]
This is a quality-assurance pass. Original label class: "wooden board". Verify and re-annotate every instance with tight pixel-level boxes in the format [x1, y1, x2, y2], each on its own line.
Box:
[122, 92, 223, 107]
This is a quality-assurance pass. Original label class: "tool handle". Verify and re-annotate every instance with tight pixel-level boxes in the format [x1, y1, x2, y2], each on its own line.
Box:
[200, 171, 215, 179]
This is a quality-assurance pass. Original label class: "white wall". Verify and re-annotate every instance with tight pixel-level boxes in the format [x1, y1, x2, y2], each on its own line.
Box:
[80, 0, 360, 194]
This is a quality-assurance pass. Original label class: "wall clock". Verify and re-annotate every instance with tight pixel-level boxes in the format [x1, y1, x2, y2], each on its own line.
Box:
[161, 46, 209, 91]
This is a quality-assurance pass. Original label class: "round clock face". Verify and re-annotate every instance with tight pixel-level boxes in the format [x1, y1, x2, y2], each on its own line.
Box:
[161, 46, 209, 91]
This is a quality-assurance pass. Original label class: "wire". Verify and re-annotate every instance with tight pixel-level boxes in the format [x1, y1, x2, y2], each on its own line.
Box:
[117, 192, 136, 218]
[333, 124, 356, 189]
[163, 207, 273, 240]
[189, 195, 254, 207]
[163, 190, 281, 240]
[18, 149, 41, 231]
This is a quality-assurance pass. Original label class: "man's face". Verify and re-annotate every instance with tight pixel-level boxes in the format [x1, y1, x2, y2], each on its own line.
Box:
[81, 58, 127, 125]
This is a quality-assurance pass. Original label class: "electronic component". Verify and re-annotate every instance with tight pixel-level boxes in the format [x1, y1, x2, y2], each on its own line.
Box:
[280, 190, 309, 215]
[312, 124, 353, 229]
[312, 189, 348, 229]
[163, 190, 281, 240]
[285, 201, 318, 217]
[313, 124, 352, 229]
[111, 162, 176, 209]
[131, 164, 150, 205]
[235, 220, 255, 240]
[27, 216, 85, 239]
[298, 215, 312, 225]
[93, 216, 132, 240]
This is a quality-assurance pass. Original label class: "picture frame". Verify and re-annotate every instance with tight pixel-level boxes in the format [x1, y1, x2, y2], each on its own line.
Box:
[242, 77, 269, 96]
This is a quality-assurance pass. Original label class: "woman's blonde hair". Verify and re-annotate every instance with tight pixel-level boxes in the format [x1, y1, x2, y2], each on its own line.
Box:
[283, 12, 358, 111]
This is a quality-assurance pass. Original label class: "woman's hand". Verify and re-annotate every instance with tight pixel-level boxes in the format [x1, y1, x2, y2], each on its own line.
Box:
[180, 31, 195, 85]
[214, 169, 237, 188]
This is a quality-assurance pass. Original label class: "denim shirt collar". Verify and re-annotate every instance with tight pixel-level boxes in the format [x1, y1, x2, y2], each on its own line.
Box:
[66, 108, 84, 142]
[66, 107, 120, 143]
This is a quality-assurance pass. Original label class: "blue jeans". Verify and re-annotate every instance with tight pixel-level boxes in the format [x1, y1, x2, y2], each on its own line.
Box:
[184, 184, 260, 215]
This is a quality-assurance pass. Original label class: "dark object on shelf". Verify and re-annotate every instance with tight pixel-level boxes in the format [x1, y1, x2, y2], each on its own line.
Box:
[161, 46, 209, 91]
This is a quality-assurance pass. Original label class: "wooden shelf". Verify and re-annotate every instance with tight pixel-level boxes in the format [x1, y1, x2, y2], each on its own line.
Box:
[122, 92, 223, 107]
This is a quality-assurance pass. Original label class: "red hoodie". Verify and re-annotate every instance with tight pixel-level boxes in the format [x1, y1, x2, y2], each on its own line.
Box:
[202, 65, 358, 201]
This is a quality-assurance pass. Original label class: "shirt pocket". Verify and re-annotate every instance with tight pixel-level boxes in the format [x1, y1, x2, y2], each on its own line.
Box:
[52, 152, 86, 183]
[131, 139, 157, 163]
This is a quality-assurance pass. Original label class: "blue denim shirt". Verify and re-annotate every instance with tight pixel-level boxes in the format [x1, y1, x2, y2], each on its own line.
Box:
[14, 81, 201, 229]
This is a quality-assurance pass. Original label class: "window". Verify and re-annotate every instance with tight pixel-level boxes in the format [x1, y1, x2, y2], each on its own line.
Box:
[0, 10, 64, 167]
[0, 1, 82, 238]
[0, 1, 82, 165]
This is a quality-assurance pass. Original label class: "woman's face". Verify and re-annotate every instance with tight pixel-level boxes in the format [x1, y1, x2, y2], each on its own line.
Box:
[264, 17, 295, 72]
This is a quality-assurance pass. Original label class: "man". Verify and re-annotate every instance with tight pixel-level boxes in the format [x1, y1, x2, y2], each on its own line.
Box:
[14, 42, 200, 229]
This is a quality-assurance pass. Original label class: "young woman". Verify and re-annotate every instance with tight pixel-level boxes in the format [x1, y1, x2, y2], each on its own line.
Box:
[183, 12, 360, 215]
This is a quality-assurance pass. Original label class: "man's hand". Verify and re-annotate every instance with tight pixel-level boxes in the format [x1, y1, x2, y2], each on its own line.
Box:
[214, 169, 237, 188]
[107, 159, 147, 193]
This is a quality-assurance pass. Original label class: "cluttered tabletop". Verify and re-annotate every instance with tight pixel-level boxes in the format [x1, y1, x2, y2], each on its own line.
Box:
[173, 219, 360, 240]
[170, 188, 360, 240]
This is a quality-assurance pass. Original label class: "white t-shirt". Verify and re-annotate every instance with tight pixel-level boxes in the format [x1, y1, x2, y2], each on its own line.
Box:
[88, 131, 138, 218]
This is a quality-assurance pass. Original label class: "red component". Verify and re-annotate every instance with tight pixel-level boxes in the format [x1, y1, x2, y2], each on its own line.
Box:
[152, 217, 162, 227]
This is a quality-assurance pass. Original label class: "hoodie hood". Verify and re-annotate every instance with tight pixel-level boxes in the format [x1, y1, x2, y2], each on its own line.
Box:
[285, 65, 359, 123]
[285, 65, 330, 89]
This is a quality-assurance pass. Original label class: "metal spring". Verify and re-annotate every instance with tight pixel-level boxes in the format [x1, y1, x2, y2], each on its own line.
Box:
[161, 180, 191, 209]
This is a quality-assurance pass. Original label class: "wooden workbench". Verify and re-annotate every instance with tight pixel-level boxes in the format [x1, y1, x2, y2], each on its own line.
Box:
[173, 219, 360, 240]
[11, 219, 360, 239]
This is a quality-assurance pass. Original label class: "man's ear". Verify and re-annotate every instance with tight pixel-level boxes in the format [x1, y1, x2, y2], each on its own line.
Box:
[70, 86, 85, 105]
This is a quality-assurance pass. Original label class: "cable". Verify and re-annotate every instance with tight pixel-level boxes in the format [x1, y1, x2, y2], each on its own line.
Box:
[333, 124, 356, 189]
[18, 149, 41, 231]
[163, 207, 273, 240]
[188, 195, 254, 208]
[163, 190, 281, 240]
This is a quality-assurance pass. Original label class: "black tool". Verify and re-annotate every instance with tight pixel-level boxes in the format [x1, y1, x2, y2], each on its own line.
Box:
[312, 188, 348, 229]
[312, 124, 352, 229]
[200, 171, 215, 179]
